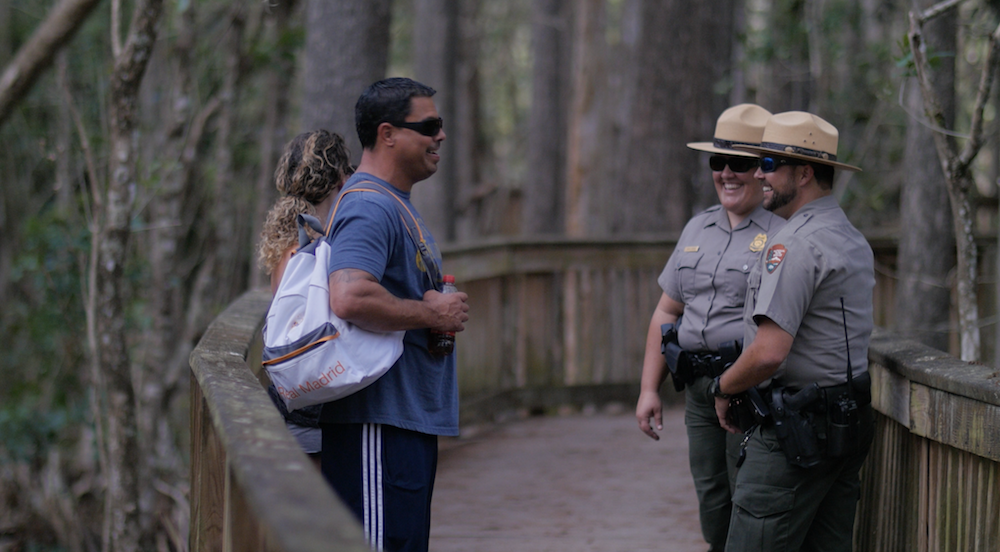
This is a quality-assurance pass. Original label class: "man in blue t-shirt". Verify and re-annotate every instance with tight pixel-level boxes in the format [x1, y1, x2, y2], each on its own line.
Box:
[320, 77, 469, 552]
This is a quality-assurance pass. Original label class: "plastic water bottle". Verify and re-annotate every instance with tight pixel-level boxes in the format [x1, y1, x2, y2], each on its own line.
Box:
[428, 275, 457, 355]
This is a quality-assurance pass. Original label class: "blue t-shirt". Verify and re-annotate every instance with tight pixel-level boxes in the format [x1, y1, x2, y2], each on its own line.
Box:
[319, 173, 459, 436]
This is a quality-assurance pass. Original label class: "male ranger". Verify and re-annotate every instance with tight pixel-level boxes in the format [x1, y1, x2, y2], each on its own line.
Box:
[711, 112, 875, 551]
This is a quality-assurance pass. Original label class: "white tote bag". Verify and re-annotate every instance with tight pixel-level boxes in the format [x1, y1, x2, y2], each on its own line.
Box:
[262, 214, 404, 411]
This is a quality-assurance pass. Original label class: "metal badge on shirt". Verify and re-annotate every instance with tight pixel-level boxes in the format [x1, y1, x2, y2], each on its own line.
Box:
[749, 233, 768, 252]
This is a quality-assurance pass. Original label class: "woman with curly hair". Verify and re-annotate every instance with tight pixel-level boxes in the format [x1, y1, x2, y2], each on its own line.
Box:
[258, 129, 354, 293]
[257, 129, 353, 462]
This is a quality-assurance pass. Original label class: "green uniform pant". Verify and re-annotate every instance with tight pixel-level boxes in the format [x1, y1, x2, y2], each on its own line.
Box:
[686, 376, 743, 551]
[726, 404, 874, 552]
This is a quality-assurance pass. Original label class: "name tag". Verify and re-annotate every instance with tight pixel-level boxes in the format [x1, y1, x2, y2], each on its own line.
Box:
[684, 246, 699, 252]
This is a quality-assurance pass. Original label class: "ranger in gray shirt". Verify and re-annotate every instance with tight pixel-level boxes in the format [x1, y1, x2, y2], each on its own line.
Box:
[637, 104, 784, 552]
[710, 111, 875, 552]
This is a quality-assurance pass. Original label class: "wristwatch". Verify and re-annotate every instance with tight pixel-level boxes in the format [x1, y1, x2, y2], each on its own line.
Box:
[709, 375, 731, 399]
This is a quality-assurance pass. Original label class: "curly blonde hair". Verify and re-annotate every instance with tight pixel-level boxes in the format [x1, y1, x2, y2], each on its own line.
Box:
[274, 130, 353, 203]
[258, 196, 315, 275]
[258, 130, 353, 275]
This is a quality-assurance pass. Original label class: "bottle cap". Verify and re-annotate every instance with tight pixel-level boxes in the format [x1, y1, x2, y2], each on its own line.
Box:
[443, 274, 455, 284]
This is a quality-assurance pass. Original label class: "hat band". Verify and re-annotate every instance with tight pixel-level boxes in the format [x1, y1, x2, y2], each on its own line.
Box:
[713, 138, 758, 150]
[760, 141, 838, 162]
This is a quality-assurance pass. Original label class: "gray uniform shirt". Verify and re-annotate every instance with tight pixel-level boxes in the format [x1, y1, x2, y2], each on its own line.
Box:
[743, 195, 875, 389]
[659, 203, 785, 352]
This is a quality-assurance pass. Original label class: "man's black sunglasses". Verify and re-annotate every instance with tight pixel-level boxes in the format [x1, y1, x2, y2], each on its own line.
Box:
[388, 117, 443, 137]
[760, 156, 807, 173]
[708, 155, 760, 173]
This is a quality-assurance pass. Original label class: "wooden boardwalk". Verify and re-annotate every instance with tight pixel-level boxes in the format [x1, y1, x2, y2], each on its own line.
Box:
[431, 405, 707, 552]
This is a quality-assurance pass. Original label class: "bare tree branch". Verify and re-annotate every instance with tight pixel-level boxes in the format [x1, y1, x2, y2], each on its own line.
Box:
[0, 0, 102, 128]
[111, 0, 122, 58]
[908, 11, 956, 170]
[908, 7, 985, 360]
[959, 21, 1000, 168]
[98, 0, 165, 550]
[917, 0, 967, 24]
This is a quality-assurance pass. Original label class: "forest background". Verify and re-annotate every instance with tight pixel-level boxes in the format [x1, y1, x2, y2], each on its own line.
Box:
[1, 0, 999, 550]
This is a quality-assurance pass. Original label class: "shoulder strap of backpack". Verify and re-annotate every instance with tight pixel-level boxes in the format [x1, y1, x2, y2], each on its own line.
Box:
[325, 181, 443, 290]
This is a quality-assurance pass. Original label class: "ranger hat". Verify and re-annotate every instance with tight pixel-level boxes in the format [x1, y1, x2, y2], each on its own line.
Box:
[733, 111, 861, 172]
[687, 103, 772, 158]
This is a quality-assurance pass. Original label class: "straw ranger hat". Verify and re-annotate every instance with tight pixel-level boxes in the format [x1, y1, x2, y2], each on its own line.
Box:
[732, 111, 861, 172]
[687, 103, 772, 158]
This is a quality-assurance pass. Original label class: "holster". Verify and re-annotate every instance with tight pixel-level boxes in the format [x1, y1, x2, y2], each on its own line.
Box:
[661, 321, 693, 391]
[726, 386, 770, 433]
[770, 384, 822, 468]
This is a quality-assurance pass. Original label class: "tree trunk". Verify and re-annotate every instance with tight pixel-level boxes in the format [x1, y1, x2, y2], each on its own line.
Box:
[0, 0, 103, 128]
[99, 4, 164, 552]
[753, 0, 811, 112]
[300, 0, 391, 163]
[565, 0, 606, 237]
[412, 0, 459, 242]
[210, 1, 248, 308]
[0, 0, 8, 293]
[249, 0, 297, 289]
[451, 0, 485, 242]
[895, 1, 955, 353]
[619, 0, 734, 233]
[730, 0, 747, 106]
[0, 0, 10, 64]
[524, 0, 571, 235]
[135, 2, 204, 544]
[55, 51, 75, 210]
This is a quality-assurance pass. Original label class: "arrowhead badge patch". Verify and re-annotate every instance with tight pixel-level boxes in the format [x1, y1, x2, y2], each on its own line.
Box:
[765, 245, 787, 273]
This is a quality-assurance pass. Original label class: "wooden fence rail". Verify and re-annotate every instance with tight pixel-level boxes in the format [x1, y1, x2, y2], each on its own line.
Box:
[188, 290, 367, 552]
[857, 329, 1000, 552]
[189, 235, 1000, 550]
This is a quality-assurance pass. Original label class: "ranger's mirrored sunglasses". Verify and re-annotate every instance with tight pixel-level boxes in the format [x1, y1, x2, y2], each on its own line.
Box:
[708, 155, 759, 173]
[389, 117, 443, 137]
[760, 156, 807, 173]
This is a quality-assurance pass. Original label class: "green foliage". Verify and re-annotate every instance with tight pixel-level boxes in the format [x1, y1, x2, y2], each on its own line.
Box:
[894, 34, 956, 77]
[248, 21, 304, 67]
[0, 401, 85, 465]
[744, 0, 809, 65]
[0, 209, 89, 409]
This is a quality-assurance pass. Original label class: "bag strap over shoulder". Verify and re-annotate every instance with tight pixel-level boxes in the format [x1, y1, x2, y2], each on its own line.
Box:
[297, 214, 325, 249]
[326, 180, 444, 290]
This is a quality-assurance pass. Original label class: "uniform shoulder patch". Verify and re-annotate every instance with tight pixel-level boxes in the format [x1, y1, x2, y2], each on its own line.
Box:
[765, 244, 787, 273]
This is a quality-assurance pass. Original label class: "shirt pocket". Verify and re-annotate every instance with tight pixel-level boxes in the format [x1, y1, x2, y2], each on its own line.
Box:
[717, 251, 755, 307]
[675, 252, 704, 304]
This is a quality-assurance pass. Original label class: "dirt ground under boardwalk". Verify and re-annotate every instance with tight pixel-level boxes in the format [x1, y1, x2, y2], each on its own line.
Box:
[430, 404, 708, 552]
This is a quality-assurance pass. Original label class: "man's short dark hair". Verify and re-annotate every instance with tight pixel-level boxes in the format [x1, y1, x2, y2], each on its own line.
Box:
[809, 162, 835, 189]
[356, 78, 437, 150]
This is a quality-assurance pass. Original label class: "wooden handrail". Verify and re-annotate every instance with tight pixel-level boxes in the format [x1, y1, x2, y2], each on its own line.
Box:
[189, 234, 1000, 551]
[189, 289, 367, 552]
[858, 328, 1000, 551]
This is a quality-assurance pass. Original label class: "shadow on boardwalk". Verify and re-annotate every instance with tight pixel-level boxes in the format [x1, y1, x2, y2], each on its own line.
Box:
[431, 405, 707, 552]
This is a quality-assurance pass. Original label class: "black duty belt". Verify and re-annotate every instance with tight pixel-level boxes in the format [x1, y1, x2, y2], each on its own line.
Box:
[685, 351, 730, 379]
[762, 371, 872, 414]
[661, 319, 741, 392]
